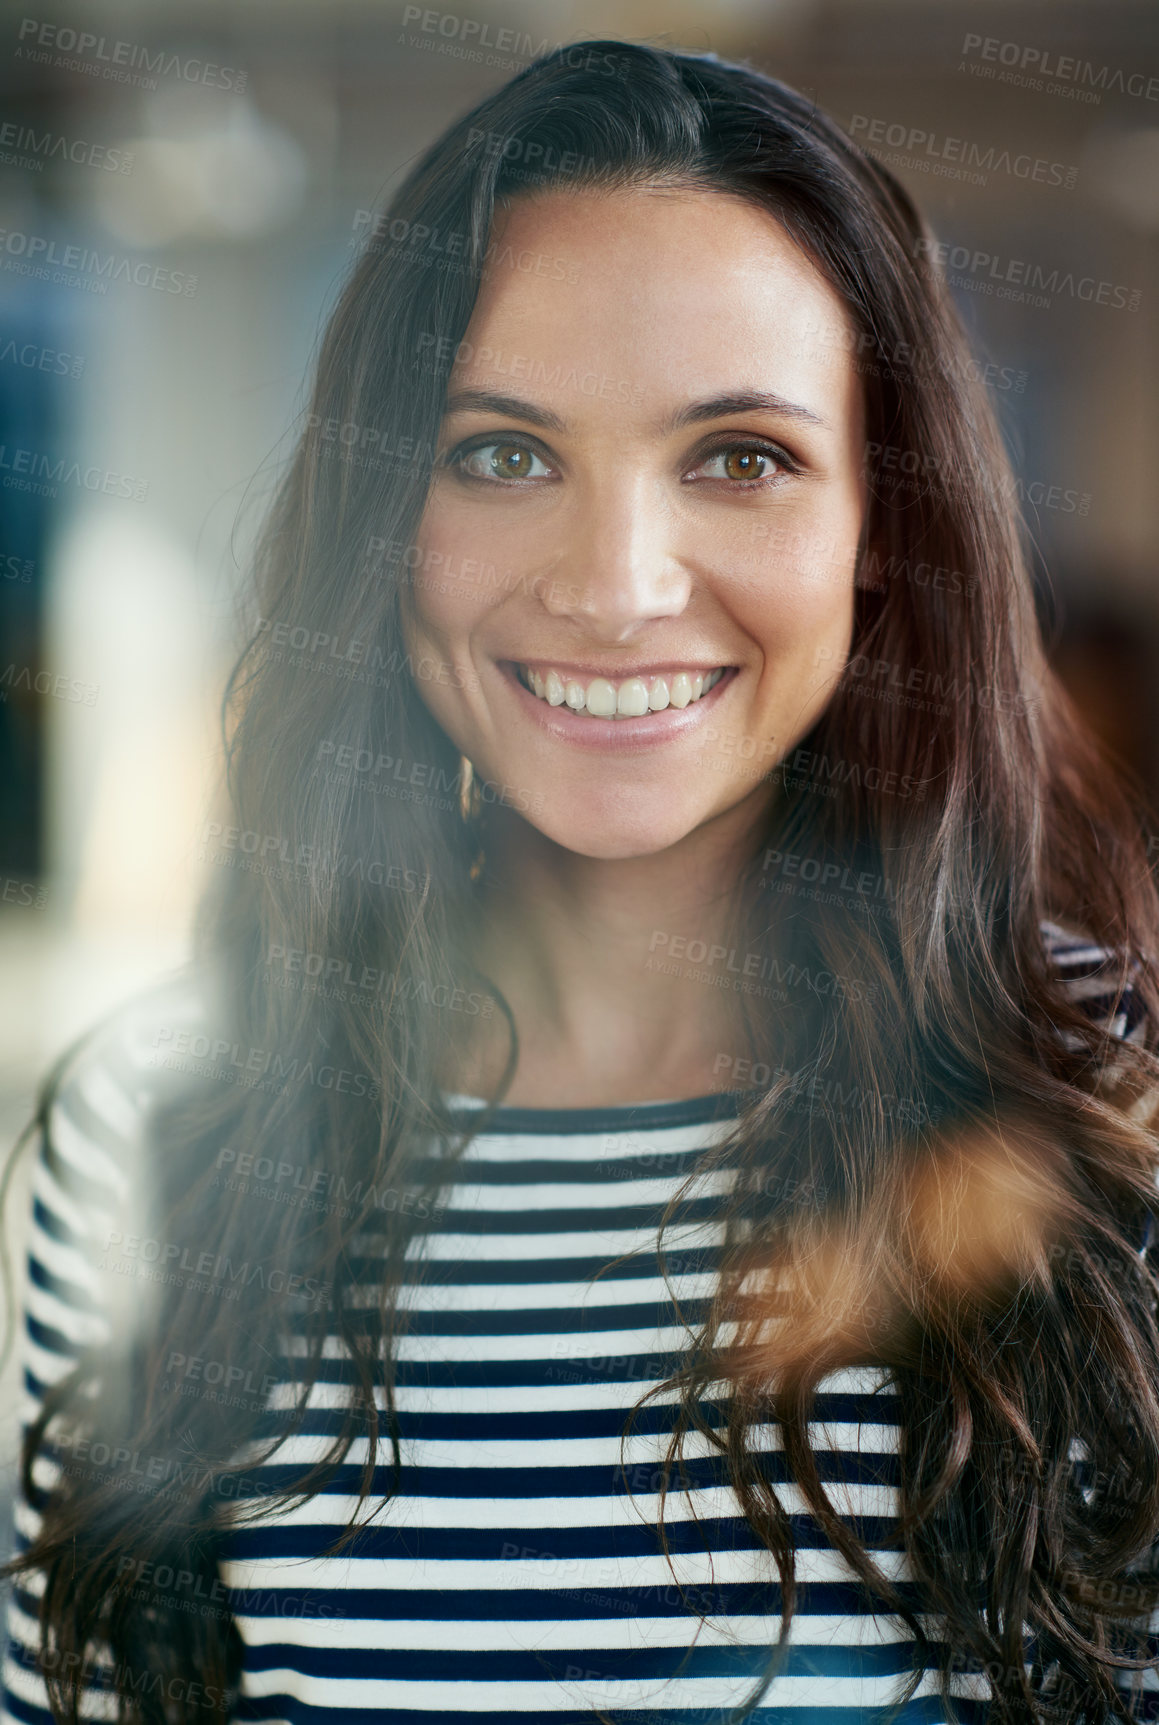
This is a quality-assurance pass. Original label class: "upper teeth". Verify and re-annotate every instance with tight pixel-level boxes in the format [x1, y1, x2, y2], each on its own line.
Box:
[520, 665, 725, 717]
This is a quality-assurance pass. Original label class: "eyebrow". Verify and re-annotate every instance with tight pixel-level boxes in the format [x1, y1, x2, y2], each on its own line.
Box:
[662, 390, 830, 434]
[443, 389, 568, 433]
[442, 386, 830, 436]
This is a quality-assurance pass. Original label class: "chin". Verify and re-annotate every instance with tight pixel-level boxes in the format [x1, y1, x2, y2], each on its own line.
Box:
[522, 802, 715, 861]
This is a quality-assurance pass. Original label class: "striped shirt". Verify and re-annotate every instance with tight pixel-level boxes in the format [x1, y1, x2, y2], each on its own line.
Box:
[3, 921, 1156, 1724]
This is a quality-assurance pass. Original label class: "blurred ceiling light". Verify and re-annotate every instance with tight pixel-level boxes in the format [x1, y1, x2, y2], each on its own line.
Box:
[93, 104, 308, 246]
[1081, 126, 1159, 232]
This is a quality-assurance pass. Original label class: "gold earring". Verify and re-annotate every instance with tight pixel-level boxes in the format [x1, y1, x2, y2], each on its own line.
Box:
[458, 756, 486, 880]
[458, 754, 481, 822]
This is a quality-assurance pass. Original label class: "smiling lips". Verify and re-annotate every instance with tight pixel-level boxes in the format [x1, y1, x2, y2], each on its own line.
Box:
[516, 663, 728, 718]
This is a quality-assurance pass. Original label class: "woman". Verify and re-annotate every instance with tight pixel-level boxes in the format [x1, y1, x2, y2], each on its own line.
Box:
[4, 37, 1159, 1725]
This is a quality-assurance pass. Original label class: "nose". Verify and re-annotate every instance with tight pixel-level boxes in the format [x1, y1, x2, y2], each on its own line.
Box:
[538, 471, 693, 640]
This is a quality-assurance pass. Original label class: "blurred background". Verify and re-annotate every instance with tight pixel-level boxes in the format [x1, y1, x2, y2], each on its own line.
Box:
[0, 0, 1156, 1580]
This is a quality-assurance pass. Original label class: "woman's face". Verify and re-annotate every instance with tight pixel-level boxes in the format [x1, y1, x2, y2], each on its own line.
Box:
[404, 185, 867, 860]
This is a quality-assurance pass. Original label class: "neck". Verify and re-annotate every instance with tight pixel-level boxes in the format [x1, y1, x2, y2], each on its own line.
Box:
[451, 791, 776, 1106]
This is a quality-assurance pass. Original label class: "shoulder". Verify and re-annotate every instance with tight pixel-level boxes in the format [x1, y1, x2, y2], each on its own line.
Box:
[1040, 917, 1148, 1047]
[1041, 921, 1159, 1215]
[16, 971, 211, 1395]
[20, 970, 216, 1368]
[41, 965, 214, 1211]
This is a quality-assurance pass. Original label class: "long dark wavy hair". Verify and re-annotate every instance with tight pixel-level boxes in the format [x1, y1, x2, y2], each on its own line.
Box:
[7, 37, 1159, 1725]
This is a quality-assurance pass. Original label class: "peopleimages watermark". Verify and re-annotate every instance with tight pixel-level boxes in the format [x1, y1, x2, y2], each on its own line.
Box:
[646, 928, 881, 1005]
[914, 237, 1141, 313]
[690, 724, 780, 782]
[0, 444, 147, 501]
[0, 336, 84, 378]
[798, 314, 1030, 396]
[857, 550, 978, 597]
[260, 618, 482, 694]
[496, 1540, 721, 1620]
[363, 535, 585, 609]
[306, 409, 439, 474]
[816, 647, 1038, 720]
[739, 525, 979, 600]
[10, 1641, 229, 1710]
[0, 226, 198, 297]
[398, 7, 629, 79]
[958, 32, 1159, 105]
[759, 845, 922, 922]
[351, 207, 579, 285]
[147, 1022, 381, 1107]
[51, 1427, 265, 1499]
[199, 822, 316, 877]
[198, 821, 429, 898]
[414, 331, 645, 403]
[162, 1351, 279, 1407]
[115, 1557, 342, 1624]
[863, 441, 1092, 519]
[318, 740, 548, 817]
[214, 1144, 448, 1225]
[0, 662, 98, 705]
[711, 1051, 930, 1128]
[0, 549, 32, 582]
[263, 940, 494, 1017]
[778, 741, 932, 799]
[99, 1225, 333, 1309]
[0, 118, 133, 175]
[15, 18, 248, 92]
[0, 874, 47, 909]
[849, 113, 1078, 190]
[465, 127, 598, 179]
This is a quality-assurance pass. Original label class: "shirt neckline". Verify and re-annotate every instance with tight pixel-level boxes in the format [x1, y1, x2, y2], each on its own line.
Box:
[439, 1088, 744, 1135]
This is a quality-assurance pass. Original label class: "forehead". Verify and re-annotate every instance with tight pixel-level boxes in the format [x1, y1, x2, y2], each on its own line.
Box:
[457, 185, 862, 430]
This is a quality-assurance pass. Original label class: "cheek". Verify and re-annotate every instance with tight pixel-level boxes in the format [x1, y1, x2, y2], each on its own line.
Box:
[404, 582, 464, 658]
[404, 519, 489, 659]
[708, 486, 861, 619]
[728, 555, 857, 672]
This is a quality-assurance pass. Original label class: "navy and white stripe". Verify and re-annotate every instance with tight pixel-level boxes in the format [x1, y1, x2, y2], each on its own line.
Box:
[2, 925, 1156, 1723]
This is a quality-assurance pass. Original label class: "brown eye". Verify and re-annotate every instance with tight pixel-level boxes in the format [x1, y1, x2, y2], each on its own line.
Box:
[492, 443, 534, 478]
[458, 441, 549, 481]
[691, 445, 788, 485]
[722, 448, 767, 481]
